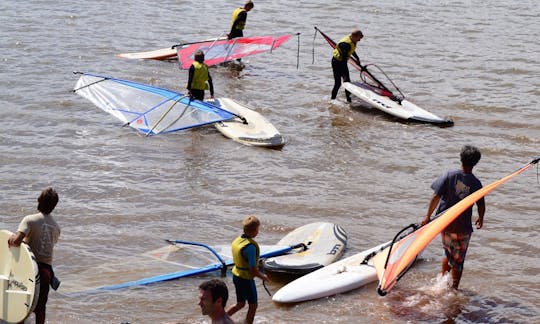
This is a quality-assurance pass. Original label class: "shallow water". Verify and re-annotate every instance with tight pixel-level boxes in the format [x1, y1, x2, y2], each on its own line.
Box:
[1, 0, 539, 323]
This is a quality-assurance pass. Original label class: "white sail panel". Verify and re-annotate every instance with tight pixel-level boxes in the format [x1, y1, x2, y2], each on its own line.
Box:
[74, 73, 234, 135]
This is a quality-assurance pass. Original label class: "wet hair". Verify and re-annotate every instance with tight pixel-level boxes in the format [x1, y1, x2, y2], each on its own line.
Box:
[245, 0, 254, 9]
[194, 50, 205, 62]
[37, 187, 59, 214]
[199, 279, 229, 307]
[242, 215, 260, 234]
[460, 145, 481, 167]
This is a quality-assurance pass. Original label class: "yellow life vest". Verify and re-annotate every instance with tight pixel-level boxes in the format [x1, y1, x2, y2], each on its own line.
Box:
[190, 61, 209, 91]
[332, 35, 356, 62]
[231, 235, 260, 279]
[231, 8, 247, 30]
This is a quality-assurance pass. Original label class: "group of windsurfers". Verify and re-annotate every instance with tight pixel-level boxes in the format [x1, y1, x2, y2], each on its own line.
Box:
[184, 1, 487, 322]
[5, 2, 486, 324]
[186, 0, 254, 101]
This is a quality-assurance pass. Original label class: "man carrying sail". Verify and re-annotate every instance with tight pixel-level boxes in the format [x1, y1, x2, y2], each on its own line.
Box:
[331, 29, 363, 102]
[228, 1, 254, 39]
[186, 50, 214, 101]
[421, 145, 485, 290]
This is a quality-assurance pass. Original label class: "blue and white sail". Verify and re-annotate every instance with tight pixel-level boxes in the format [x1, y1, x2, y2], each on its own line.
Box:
[73, 72, 235, 136]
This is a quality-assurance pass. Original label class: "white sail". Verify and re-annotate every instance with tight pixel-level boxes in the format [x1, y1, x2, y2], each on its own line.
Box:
[74, 72, 235, 135]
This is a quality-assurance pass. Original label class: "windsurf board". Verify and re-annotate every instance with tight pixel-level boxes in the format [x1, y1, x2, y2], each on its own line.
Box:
[117, 36, 228, 61]
[272, 240, 390, 303]
[211, 98, 285, 148]
[262, 222, 347, 275]
[117, 47, 177, 60]
[343, 81, 453, 126]
[0, 229, 40, 323]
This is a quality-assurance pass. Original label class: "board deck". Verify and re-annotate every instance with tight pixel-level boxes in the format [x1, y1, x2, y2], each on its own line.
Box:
[262, 222, 347, 275]
[117, 47, 177, 60]
[0, 229, 40, 323]
[343, 81, 453, 126]
[272, 240, 390, 303]
[211, 98, 285, 147]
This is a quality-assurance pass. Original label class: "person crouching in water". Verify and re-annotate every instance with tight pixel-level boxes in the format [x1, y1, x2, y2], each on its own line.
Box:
[187, 50, 214, 101]
[227, 215, 269, 324]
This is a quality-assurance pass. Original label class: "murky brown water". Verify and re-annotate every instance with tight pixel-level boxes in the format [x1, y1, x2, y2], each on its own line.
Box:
[1, 0, 539, 323]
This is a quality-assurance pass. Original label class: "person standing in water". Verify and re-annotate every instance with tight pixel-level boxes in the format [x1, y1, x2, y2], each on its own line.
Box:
[186, 50, 214, 101]
[227, 215, 269, 324]
[8, 187, 61, 324]
[331, 28, 363, 102]
[228, 1, 254, 39]
[198, 279, 235, 324]
[422, 145, 485, 290]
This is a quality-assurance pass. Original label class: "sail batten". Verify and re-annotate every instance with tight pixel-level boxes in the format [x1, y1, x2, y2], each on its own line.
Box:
[74, 73, 235, 135]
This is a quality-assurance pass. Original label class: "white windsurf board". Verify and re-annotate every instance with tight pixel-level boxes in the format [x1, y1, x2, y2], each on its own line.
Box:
[343, 81, 453, 126]
[262, 222, 347, 275]
[211, 98, 285, 147]
[117, 47, 177, 60]
[272, 240, 390, 303]
[0, 229, 40, 323]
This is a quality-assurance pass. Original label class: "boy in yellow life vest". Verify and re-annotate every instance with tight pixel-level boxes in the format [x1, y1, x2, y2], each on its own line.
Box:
[331, 28, 363, 102]
[227, 215, 269, 324]
[228, 0, 254, 39]
[187, 50, 214, 101]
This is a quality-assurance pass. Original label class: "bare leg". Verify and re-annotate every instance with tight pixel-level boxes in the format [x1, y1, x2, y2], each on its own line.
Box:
[441, 257, 451, 275]
[245, 303, 257, 324]
[451, 268, 463, 289]
[226, 302, 245, 317]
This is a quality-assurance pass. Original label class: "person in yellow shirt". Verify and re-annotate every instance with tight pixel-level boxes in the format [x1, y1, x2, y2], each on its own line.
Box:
[227, 215, 269, 324]
[228, 1, 254, 39]
[187, 50, 214, 101]
[331, 28, 363, 102]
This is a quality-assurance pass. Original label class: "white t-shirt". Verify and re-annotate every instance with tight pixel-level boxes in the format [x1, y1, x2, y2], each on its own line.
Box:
[17, 212, 60, 265]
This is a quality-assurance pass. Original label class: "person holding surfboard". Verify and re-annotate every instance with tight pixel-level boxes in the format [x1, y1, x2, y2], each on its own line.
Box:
[422, 145, 485, 290]
[227, 215, 269, 324]
[331, 29, 363, 102]
[228, 0, 254, 39]
[7, 187, 61, 324]
[198, 279, 235, 324]
[186, 50, 214, 101]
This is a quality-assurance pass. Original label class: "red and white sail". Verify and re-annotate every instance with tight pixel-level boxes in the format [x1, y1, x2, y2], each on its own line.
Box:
[176, 34, 292, 69]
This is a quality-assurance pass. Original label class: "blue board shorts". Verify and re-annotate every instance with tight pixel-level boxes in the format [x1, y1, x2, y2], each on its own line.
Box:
[232, 275, 258, 304]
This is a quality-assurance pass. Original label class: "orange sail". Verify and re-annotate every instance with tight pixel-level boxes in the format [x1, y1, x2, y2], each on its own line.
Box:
[373, 157, 539, 296]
